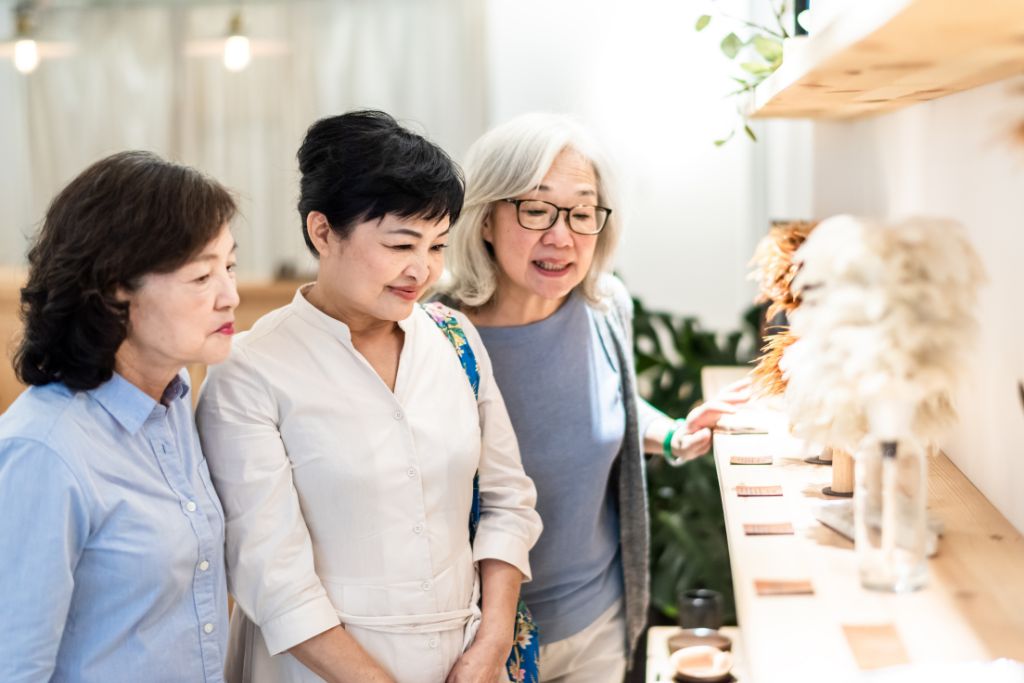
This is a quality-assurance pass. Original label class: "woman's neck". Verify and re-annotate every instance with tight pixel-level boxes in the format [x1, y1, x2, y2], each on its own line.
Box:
[471, 288, 569, 328]
[304, 283, 398, 340]
[113, 344, 181, 403]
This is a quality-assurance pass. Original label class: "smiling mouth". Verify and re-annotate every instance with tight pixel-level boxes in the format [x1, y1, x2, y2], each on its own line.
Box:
[533, 260, 571, 273]
[388, 286, 421, 301]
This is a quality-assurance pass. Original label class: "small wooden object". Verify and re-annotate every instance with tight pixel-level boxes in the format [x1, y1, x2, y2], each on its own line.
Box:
[841, 624, 910, 670]
[823, 448, 854, 497]
[805, 446, 833, 466]
[744, 522, 795, 536]
[753, 579, 814, 596]
[730, 455, 773, 466]
[736, 485, 783, 497]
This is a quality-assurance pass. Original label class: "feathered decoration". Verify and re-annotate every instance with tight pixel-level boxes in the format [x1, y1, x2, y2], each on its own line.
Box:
[747, 220, 817, 397]
[782, 215, 985, 451]
[749, 220, 817, 320]
[751, 331, 797, 397]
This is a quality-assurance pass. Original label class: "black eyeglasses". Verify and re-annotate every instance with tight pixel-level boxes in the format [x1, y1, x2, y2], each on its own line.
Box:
[502, 198, 612, 235]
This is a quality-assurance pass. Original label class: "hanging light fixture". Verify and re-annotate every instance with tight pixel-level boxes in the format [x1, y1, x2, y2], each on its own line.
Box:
[222, 11, 251, 72]
[1, 2, 74, 74]
[184, 6, 287, 70]
[13, 4, 39, 74]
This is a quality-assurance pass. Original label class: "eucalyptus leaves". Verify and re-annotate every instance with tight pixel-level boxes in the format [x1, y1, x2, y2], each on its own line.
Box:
[695, 1, 789, 145]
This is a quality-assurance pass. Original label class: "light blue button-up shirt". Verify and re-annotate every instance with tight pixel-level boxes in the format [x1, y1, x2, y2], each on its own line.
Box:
[0, 372, 228, 683]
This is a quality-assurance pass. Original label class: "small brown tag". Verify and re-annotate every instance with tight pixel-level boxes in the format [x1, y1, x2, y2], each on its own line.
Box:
[842, 624, 910, 670]
[736, 485, 783, 497]
[716, 425, 769, 435]
[754, 579, 814, 596]
[744, 522, 794, 535]
[730, 455, 773, 465]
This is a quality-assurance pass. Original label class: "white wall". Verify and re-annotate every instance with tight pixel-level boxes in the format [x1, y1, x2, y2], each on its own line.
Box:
[2, 0, 772, 335]
[485, 0, 763, 333]
[783, 77, 1024, 532]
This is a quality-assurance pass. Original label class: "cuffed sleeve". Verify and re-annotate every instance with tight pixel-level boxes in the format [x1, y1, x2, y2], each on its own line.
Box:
[638, 398, 668, 441]
[196, 346, 340, 656]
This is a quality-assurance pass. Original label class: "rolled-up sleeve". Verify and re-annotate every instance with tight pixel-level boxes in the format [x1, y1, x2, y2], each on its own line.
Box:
[196, 348, 339, 656]
[0, 439, 89, 683]
[458, 314, 543, 581]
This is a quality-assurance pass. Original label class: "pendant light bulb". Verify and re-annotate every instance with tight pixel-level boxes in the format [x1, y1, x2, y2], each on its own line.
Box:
[223, 12, 251, 72]
[12, 8, 38, 74]
[14, 37, 39, 73]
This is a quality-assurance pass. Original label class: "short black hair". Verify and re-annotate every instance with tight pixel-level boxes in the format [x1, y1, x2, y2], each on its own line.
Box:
[14, 151, 236, 391]
[296, 110, 464, 255]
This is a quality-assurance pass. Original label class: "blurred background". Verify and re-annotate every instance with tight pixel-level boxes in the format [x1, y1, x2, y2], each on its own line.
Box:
[0, 0, 780, 331]
[1, 0, 1023, 654]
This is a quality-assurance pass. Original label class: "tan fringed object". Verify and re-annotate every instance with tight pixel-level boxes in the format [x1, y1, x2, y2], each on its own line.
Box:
[748, 221, 817, 397]
[751, 331, 797, 397]
[749, 220, 817, 320]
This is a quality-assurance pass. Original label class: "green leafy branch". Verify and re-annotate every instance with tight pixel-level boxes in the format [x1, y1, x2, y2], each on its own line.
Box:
[695, 1, 790, 145]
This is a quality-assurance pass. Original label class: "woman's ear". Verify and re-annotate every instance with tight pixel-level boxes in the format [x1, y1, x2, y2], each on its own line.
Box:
[481, 209, 493, 244]
[113, 284, 132, 304]
[306, 212, 333, 256]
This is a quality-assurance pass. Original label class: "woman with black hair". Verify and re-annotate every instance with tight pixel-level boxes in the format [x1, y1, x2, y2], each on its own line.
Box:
[0, 151, 239, 682]
[196, 111, 541, 683]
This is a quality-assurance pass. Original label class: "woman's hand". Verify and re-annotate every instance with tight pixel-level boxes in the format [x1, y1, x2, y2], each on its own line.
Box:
[670, 378, 753, 461]
[445, 636, 507, 683]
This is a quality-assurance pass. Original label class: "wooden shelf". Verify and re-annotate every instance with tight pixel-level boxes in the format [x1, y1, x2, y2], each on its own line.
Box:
[701, 366, 1024, 680]
[749, 0, 1024, 119]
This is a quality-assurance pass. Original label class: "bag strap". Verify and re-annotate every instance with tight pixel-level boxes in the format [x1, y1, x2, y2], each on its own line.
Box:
[421, 302, 482, 542]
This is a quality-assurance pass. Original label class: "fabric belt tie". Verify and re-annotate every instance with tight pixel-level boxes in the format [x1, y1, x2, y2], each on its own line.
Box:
[335, 576, 483, 645]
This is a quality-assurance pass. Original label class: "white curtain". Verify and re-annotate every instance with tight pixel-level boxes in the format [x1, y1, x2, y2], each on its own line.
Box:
[0, 0, 487, 277]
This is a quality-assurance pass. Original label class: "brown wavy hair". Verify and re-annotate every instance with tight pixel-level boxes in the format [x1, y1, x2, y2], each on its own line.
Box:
[14, 151, 236, 390]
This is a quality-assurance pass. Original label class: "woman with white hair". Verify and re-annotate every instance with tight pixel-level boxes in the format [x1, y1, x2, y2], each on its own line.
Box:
[438, 113, 745, 682]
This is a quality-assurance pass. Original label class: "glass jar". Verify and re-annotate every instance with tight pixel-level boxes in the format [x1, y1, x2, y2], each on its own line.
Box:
[853, 438, 928, 592]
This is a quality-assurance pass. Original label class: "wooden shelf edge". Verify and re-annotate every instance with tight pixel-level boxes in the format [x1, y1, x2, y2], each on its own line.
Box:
[747, 0, 1024, 120]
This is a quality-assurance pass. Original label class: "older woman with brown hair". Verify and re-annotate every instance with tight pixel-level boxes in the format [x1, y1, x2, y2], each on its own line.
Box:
[439, 113, 747, 683]
[0, 151, 239, 683]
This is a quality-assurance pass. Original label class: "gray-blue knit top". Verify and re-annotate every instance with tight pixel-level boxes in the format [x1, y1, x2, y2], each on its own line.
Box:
[476, 291, 626, 644]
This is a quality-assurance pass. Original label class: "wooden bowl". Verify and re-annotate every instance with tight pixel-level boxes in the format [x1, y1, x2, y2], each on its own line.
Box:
[669, 645, 734, 683]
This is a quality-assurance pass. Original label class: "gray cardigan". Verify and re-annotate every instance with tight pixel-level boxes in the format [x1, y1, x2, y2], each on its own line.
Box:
[593, 274, 665, 659]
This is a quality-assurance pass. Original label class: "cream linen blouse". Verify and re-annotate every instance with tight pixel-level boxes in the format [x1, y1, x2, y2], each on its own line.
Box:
[196, 287, 542, 683]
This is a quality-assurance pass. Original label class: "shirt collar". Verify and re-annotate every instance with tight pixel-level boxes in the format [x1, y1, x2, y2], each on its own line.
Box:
[291, 284, 418, 342]
[89, 372, 189, 435]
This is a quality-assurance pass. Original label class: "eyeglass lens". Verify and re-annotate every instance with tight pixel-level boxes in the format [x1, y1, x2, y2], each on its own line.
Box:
[516, 200, 608, 234]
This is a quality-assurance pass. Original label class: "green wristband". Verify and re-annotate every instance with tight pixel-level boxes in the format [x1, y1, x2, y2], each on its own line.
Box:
[662, 418, 688, 464]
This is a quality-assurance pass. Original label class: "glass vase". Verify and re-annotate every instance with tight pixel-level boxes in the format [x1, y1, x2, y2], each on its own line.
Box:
[853, 438, 928, 592]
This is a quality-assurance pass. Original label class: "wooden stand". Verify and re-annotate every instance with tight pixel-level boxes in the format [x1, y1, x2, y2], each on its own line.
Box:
[823, 448, 854, 497]
[805, 445, 833, 466]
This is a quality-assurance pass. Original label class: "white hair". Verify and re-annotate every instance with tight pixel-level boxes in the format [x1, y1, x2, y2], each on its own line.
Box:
[440, 112, 623, 307]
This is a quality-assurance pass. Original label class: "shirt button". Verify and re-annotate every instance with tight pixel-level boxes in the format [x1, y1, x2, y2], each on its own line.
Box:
[413, 524, 423, 534]
[198, 560, 210, 572]
[185, 501, 197, 512]
[428, 637, 439, 649]
[393, 410, 404, 420]
[203, 623, 214, 634]
[407, 467, 417, 478]
[421, 580, 432, 591]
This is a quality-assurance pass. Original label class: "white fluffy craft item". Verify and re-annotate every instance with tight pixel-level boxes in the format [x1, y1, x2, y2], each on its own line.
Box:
[782, 215, 985, 449]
